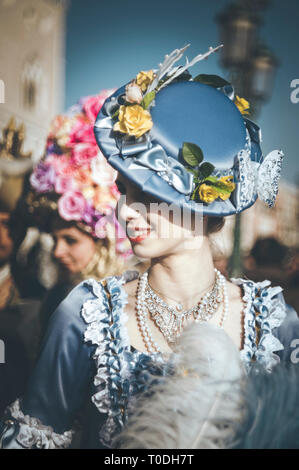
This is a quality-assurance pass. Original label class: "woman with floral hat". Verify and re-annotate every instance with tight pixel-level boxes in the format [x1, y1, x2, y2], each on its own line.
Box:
[19, 90, 133, 331]
[1, 44, 298, 449]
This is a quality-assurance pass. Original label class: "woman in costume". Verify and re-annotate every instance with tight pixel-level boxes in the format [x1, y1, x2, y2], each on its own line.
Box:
[19, 90, 132, 332]
[1, 44, 298, 449]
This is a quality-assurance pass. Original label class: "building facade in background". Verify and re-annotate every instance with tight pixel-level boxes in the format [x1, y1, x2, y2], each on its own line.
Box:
[0, 0, 67, 163]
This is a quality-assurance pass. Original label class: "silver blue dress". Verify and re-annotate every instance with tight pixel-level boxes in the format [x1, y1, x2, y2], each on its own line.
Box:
[1, 271, 298, 449]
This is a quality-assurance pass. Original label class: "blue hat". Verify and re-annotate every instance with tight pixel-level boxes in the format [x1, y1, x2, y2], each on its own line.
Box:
[94, 45, 283, 217]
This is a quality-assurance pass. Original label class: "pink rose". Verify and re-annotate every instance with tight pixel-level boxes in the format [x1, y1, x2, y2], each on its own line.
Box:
[47, 154, 75, 176]
[54, 175, 74, 194]
[82, 89, 116, 124]
[68, 119, 96, 146]
[58, 191, 86, 221]
[110, 183, 121, 200]
[94, 216, 110, 239]
[70, 142, 98, 167]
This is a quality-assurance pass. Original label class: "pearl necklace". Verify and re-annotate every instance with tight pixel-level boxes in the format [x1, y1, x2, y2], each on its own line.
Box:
[136, 269, 229, 354]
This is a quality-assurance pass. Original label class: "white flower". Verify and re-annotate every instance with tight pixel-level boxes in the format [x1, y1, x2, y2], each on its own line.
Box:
[125, 82, 143, 104]
[91, 152, 117, 186]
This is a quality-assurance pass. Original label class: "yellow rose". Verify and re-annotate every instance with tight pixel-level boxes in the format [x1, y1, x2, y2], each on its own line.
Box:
[217, 176, 235, 200]
[136, 70, 155, 92]
[219, 175, 236, 192]
[113, 105, 153, 139]
[234, 95, 250, 115]
[218, 191, 230, 201]
[198, 184, 219, 203]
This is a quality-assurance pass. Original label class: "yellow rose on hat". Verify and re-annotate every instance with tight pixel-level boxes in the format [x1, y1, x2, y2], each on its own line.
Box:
[234, 95, 250, 115]
[113, 105, 153, 139]
[219, 175, 235, 191]
[217, 176, 236, 200]
[136, 70, 155, 92]
[198, 184, 219, 203]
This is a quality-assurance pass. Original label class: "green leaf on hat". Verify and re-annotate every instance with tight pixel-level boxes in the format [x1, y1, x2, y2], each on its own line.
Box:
[193, 74, 230, 88]
[182, 142, 204, 167]
[141, 91, 156, 110]
[198, 162, 215, 179]
[204, 175, 218, 183]
[186, 168, 199, 177]
[208, 180, 232, 194]
[111, 108, 119, 120]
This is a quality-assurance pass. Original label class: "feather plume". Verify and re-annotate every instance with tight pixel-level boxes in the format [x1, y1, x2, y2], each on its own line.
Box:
[157, 44, 223, 92]
[232, 363, 299, 449]
[116, 323, 245, 449]
[147, 44, 223, 95]
[147, 44, 190, 93]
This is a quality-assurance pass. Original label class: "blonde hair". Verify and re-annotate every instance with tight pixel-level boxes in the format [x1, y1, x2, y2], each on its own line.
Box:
[81, 224, 127, 281]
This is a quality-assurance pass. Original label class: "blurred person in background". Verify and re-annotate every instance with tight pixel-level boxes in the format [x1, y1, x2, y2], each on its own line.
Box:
[285, 247, 299, 314]
[243, 236, 299, 314]
[244, 236, 290, 287]
[15, 90, 134, 336]
[0, 125, 41, 415]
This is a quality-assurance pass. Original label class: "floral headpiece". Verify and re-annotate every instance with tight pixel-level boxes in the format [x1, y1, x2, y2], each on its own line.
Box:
[94, 45, 283, 216]
[28, 90, 131, 257]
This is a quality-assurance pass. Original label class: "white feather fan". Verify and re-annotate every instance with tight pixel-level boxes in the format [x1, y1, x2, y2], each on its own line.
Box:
[116, 323, 245, 449]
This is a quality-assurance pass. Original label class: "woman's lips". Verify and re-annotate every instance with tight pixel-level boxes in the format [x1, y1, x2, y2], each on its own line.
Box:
[59, 260, 72, 268]
[128, 228, 151, 243]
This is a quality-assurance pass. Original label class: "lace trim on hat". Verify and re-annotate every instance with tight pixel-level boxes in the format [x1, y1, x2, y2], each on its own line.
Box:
[5, 399, 74, 449]
[232, 278, 286, 372]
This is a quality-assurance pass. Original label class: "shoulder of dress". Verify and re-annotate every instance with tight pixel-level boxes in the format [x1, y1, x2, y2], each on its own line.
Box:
[231, 277, 287, 372]
[45, 277, 120, 336]
[231, 276, 284, 303]
[79, 275, 129, 346]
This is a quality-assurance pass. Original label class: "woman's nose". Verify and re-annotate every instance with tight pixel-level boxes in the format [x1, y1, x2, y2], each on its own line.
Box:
[53, 240, 66, 259]
[117, 197, 144, 223]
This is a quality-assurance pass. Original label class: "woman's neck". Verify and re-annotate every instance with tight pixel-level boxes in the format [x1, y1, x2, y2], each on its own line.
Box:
[148, 237, 216, 308]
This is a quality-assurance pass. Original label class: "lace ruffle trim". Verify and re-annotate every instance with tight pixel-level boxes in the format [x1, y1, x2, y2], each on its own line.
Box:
[6, 399, 74, 449]
[232, 278, 286, 372]
[81, 276, 130, 447]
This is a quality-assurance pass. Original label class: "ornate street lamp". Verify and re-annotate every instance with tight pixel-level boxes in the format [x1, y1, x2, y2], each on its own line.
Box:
[215, 1, 278, 277]
[248, 46, 279, 102]
[216, 4, 261, 71]
[242, 0, 272, 10]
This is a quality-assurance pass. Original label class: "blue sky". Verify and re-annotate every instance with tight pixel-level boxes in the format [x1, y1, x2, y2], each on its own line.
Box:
[65, 0, 299, 184]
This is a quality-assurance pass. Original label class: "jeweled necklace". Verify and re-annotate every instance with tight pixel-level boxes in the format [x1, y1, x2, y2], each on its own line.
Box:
[136, 269, 229, 354]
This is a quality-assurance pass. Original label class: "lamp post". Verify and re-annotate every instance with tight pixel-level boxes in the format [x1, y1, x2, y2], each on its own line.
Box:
[216, 1, 278, 277]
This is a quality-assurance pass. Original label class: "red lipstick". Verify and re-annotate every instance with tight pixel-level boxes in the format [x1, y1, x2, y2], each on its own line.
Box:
[128, 229, 151, 243]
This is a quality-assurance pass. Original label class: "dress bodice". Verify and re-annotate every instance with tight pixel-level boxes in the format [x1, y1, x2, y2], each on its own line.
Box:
[1, 271, 298, 449]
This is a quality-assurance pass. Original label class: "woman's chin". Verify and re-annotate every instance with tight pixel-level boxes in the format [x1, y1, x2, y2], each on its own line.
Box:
[130, 238, 158, 259]
[130, 239, 176, 260]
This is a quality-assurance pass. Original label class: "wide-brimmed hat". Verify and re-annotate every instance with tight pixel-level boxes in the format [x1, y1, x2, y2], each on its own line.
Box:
[94, 45, 283, 217]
